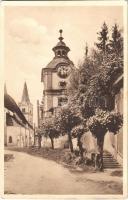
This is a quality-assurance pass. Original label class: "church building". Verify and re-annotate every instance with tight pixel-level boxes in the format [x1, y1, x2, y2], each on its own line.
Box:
[41, 30, 75, 118]
[4, 84, 34, 147]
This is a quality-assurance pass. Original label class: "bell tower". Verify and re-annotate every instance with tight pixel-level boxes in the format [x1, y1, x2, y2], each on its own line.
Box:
[19, 82, 33, 126]
[41, 30, 75, 118]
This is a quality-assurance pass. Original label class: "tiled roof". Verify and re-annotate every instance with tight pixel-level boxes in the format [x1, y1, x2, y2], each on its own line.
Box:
[4, 93, 33, 129]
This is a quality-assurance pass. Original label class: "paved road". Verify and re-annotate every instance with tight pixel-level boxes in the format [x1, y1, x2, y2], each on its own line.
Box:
[4, 150, 122, 195]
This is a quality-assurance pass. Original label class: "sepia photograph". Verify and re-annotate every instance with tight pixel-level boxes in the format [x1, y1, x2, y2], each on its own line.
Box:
[1, 1, 127, 198]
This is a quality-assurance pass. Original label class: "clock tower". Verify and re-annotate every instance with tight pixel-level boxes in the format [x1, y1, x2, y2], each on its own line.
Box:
[41, 30, 75, 118]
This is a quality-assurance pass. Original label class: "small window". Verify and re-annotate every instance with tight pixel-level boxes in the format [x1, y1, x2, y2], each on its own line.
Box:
[62, 50, 66, 56]
[9, 136, 12, 143]
[58, 97, 68, 106]
[57, 50, 61, 56]
[22, 108, 25, 113]
[59, 81, 67, 88]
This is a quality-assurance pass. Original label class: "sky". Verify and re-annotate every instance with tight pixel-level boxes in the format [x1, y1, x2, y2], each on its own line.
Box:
[4, 5, 123, 125]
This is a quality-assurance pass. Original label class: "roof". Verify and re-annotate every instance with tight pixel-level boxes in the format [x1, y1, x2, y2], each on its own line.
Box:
[4, 93, 33, 129]
[45, 57, 73, 69]
[21, 82, 30, 103]
[52, 41, 70, 52]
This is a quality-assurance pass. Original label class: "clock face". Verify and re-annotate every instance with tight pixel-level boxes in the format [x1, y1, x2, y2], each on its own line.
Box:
[57, 65, 71, 78]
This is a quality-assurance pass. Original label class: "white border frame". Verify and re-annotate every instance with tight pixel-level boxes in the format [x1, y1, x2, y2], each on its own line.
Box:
[0, 1, 127, 199]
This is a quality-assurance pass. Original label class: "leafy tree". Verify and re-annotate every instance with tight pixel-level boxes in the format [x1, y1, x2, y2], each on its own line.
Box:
[41, 118, 59, 149]
[36, 131, 42, 149]
[88, 109, 123, 171]
[71, 123, 86, 159]
[106, 111, 123, 134]
[55, 106, 81, 153]
[68, 68, 79, 96]
[69, 55, 100, 119]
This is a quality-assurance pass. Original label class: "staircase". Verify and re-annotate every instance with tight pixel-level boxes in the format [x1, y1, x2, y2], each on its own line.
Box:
[103, 151, 121, 169]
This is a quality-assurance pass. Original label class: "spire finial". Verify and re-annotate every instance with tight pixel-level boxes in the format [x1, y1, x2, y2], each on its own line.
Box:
[59, 29, 63, 41]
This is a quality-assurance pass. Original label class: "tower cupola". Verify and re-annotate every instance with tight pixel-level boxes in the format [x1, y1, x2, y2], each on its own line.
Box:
[52, 30, 70, 58]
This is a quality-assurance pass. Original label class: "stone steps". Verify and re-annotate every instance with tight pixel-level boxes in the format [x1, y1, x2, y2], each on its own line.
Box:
[103, 152, 121, 169]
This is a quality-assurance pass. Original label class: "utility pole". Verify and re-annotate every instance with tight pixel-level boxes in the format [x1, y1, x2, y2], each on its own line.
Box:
[34, 123, 36, 146]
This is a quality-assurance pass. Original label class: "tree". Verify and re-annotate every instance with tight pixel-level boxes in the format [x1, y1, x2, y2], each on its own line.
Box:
[108, 24, 123, 57]
[95, 22, 109, 56]
[68, 55, 100, 119]
[55, 106, 81, 153]
[71, 123, 86, 159]
[106, 111, 123, 134]
[35, 128, 43, 149]
[88, 109, 123, 171]
[41, 118, 59, 149]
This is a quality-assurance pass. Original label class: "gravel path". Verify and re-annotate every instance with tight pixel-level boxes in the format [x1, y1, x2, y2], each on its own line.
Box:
[4, 150, 123, 195]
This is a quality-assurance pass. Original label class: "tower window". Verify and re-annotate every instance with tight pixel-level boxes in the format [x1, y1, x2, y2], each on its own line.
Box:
[62, 50, 66, 56]
[9, 136, 12, 143]
[57, 50, 61, 56]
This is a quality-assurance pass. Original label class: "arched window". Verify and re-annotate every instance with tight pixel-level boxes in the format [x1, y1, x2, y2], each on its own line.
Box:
[9, 136, 12, 143]
[62, 50, 66, 56]
[57, 50, 61, 56]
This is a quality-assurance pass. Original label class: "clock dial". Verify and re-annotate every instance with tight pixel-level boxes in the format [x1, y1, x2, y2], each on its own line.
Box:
[57, 65, 70, 78]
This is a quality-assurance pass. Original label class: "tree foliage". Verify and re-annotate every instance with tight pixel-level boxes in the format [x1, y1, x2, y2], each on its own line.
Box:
[55, 106, 82, 152]
[95, 22, 109, 55]
[87, 109, 123, 171]
[108, 24, 123, 57]
[71, 124, 86, 159]
[41, 118, 59, 149]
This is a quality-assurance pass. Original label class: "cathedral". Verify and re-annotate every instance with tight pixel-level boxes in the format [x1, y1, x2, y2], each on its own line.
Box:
[41, 30, 75, 118]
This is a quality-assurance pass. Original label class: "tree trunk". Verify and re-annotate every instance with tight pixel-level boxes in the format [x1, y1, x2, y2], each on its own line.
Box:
[68, 132, 74, 153]
[77, 136, 84, 159]
[97, 135, 104, 171]
[38, 135, 42, 149]
[50, 137, 54, 149]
